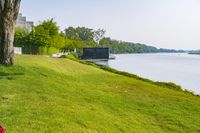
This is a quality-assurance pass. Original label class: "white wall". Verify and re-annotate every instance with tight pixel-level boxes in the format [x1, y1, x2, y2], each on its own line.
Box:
[14, 47, 22, 55]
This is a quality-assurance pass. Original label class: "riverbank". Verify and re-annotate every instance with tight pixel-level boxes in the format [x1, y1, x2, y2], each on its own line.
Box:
[71, 58, 196, 96]
[103, 53, 200, 94]
[0, 55, 200, 132]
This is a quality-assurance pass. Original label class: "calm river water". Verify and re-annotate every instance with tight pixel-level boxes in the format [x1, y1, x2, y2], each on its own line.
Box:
[95, 53, 200, 94]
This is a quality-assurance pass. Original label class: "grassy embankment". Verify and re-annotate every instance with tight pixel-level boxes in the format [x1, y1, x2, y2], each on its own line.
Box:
[0, 55, 200, 133]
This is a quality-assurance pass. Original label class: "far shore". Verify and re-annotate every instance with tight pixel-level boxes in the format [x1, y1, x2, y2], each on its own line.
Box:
[188, 52, 200, 55]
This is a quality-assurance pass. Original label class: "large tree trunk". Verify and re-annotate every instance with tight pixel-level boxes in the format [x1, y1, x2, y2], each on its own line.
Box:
[0, 16, 15, 65]
[0, 0, 21, 65]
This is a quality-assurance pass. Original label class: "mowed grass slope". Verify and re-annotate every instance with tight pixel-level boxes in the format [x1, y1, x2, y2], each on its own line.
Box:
[0, 55, 200, 133]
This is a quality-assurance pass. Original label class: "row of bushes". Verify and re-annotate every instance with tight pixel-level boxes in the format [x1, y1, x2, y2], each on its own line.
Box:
[21, 45, 60, 55]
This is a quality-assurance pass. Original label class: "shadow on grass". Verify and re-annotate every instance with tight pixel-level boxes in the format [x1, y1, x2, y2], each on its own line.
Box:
[0, 72, 24, 80]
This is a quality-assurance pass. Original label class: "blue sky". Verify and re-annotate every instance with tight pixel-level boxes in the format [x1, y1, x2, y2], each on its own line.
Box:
[20, 0, 200, 50]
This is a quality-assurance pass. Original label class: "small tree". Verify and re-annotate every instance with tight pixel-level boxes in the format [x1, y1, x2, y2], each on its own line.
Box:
[94, 29, 106, 43]
[0, 0, 21, 65]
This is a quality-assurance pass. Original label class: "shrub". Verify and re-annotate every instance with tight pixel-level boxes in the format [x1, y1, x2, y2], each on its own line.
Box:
[60, 53, 78, 60]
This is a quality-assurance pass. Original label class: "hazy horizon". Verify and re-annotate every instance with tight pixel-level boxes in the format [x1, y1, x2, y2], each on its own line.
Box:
[20, 0, 200, 50]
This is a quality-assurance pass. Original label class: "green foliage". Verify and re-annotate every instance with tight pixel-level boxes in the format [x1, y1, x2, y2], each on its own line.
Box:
[61, 39, 89, 53]
[60, 53, 78, 60]
[35, 18, 59, 37]
[14, 19, 61, 55]
[99, 37, 111, 47]
[64, 27, 98, 46]
[38, 46, 59, 55]
[14, 28, 29, 47]
[99, 38, 159, 53]
[14, 19, 183, 55]
[99, 38, 184, 54]
[94, 29, 106, 43]
[64, 27, 79, 40]
[14, 20, 102, 55]
[69, 53, 79, 59]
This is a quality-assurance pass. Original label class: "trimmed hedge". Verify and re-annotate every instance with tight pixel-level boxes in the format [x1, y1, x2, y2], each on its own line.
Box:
[22, 46, 59, 55]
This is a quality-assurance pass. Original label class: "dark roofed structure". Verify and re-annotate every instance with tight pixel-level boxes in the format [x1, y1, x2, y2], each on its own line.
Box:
[82, 47, 109, 60]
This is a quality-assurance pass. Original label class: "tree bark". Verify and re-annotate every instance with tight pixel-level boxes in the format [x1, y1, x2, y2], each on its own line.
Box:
[0, 0, 21, 65]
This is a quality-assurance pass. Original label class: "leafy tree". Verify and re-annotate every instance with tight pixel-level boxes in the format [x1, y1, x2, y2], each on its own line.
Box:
[64, 27, 98, 46]
[21, 19, 61, 54]
[14, 18, 178, 55]
[14, 28, 29, 47]
[64, 27, 79, 40]
[94, 29, 106, 43]
[76, 27, 94, 42]
[14, 19, 95, 55]
[36, 18, 59, 37]
[99, 37, 111, 47]
[61, 39, 88, 53]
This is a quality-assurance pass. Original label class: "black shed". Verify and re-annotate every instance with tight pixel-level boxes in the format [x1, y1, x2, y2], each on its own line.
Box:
[82, 47, 109, 60]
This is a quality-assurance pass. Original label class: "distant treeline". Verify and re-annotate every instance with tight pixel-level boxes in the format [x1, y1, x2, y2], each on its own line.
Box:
[99, 38, 184, 54]
[187, 50, 200, 55]
[14, 19, 184, 55]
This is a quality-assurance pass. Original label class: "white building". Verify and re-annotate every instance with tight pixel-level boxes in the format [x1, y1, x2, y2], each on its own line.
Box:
[16, 13, 34, 32]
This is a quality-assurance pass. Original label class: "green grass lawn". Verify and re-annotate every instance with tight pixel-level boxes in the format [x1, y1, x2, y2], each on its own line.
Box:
[0, 55, 200, 133]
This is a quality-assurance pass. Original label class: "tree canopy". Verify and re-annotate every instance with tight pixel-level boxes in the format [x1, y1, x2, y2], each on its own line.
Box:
[15, 19, 97, 54]
[14, 19, 183, 55]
